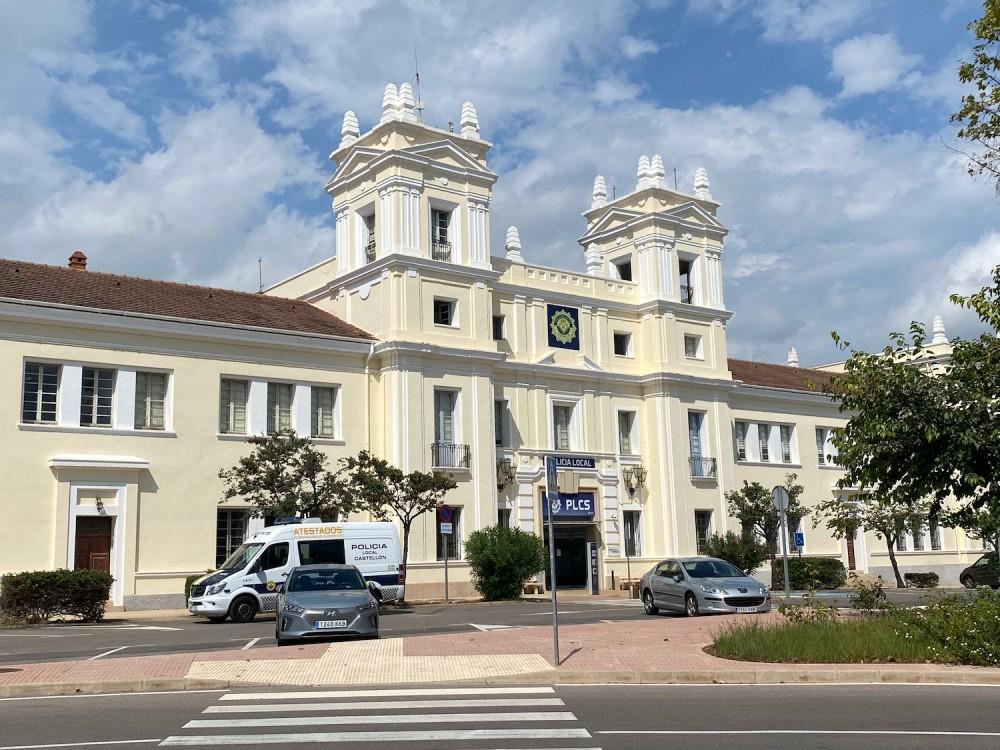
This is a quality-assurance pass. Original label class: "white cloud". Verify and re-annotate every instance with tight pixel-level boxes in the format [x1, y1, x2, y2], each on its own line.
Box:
[688, 0, 870, 42]
[59, 81, 148, 144]
[620, 35, 659, 59]
[831, 33, 921, 98]
[730, 252, 785, 279]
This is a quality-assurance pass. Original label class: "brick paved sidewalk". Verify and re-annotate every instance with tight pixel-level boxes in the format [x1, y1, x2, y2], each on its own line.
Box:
[3, 614, 1000, 696]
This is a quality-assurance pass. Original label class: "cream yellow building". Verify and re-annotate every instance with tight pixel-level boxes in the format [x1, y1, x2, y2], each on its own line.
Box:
[0, 83, 986, 608]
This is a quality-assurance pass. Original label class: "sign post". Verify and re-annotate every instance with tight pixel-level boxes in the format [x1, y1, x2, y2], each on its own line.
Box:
[771, 486, 791, 601]
[544, 455, 560, 666]
[438, 505, 453, 603]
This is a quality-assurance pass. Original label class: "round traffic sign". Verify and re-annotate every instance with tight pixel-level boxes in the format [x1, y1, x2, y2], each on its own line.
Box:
[439, 505, 452, 522]
[771, 486, 790, 512]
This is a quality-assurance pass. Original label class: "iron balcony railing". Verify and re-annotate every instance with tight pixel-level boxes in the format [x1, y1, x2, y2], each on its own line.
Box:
[680, 283, 694, 304]
[431, 239, 452, 261]
[689, 455, 718, 478]
[364, 240, 377, 264]
[431, 441, 471, 469]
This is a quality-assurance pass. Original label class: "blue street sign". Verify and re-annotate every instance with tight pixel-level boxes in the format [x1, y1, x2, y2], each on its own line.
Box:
[794, 531, 805, 548]
[438, 505, 452, 523]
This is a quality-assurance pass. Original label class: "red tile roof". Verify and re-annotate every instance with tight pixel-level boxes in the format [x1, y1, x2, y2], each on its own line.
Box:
[728, 357, 835, 393]
[0, 258, 372, 340]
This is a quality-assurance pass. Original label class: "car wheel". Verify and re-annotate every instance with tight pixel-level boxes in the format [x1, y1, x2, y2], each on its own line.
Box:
[961, 575, 976, 589]
[642, 590, 659, 616]
[684, 592, 700, 617]
[207, 615, 227, 624]
[228, 595, 258, 624]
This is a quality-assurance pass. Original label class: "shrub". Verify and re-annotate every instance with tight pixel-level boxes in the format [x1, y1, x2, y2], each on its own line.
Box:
[702, 532, 769, 576]
[849, 573, 889, 612]
[893, 590, 1000, 666]
[771, 556, 846, 590]
[1, 569, 114, 623]
[777, 591, 838, 623]
[903, 572, 939, 588]
[464, 525, 547, 601]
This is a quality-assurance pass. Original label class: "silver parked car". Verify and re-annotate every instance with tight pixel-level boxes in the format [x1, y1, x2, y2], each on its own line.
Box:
[640, 556, 771, 617]
[275, 564, 380, 645]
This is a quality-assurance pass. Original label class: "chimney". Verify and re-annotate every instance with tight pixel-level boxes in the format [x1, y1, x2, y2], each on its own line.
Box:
[68, 251, 87, 271]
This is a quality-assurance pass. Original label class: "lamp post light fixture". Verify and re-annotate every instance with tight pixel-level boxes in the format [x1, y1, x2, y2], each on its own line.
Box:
[622, 465, 647, 497]
[496, 457, 516, 492]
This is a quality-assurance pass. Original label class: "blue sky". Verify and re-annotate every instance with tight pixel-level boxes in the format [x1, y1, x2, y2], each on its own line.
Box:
[2, 0, 998, 364]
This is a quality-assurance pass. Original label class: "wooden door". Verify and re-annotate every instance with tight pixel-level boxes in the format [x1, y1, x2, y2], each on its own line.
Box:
[74, 516, 113, 573]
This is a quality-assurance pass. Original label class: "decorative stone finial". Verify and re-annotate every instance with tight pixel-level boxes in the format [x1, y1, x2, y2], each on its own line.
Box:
[787, 346, 799, 368]
[591, 175, 607, 208]
[339, 110, 360, 148]
[931, 315, 948, 345]
[636, 155, 650, 190]
[650, 155, 666, 188]
[460, 101, 480, 138]
[398, 82, 416, 122]
[694, 166, 712, 200]
[381, 83, 399, 123]
[504, 226, 523, 262]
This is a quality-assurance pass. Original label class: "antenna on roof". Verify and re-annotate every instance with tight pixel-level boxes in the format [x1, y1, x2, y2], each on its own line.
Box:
[673, 160, 678, 191]
[257, 257, 263, 293]
[612, 183, 616, 199]
[413, 47, 425, 122]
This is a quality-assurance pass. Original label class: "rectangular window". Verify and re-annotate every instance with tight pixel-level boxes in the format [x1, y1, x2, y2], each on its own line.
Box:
[215, 510, 247, 568]
[688, 411, 704, 458]
[80, 367, 114, 427]
[613, 332, 632, 357]
[363, 213, 376, 262]
[297, 539, 345, 566]
[618, 411, 636, 454]
[311, 386, 336, 438]
[695, 510, 712, 554]
[758, 423, 771, 462]
[679, 258, 693, 303]
[497, 508, 511, 528]
[434, 390, 456, 443]
[22, 362, 59, 424]
[623, 510, 642, 557]
[553, 404, 573, 450]
[735, 421, 748, 461]
[930, 521, 942, 551]
[684, 334, 702, 359]
[134, 372, 167, 430]
[780, 425, 793, 463]
[494, 399, 507, 447]
[613, 258, 633, 282]
[431, 209, 452, 260]
[896, 532, 907, 552]
[492, 315, 505, 341]
[219, 379, 248, 434]
[436, 506, 461, 560]
[912, 524, 925, 552]
[433, 298, 455, 326]
[267, 382, 293, 435]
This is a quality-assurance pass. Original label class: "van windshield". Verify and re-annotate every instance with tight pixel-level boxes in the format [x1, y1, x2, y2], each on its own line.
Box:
[288, 568, 366, 592]
[219, 543, 263, 571]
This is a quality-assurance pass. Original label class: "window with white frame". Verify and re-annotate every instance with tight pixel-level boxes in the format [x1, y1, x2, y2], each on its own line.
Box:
[267, 382, 293, 435]
[497, 508, 512, 528]
[436, 506, 461, 560]
[684, 334, 703, 359]
[219, 378, 248, 434]
[134, 371, 167, 430]
[494, 399, 508, 448]
[311, 386, 337, 439]
[80, 367, 114, 427]
[362, 212, 376, 261]
[735, 420, 749, 461]
[779, 425, 794, 463]
[216, 509, 248, 567]
[930, 521, 942, 551]
[434, 389, 457, 443]
[911, 521, 925, 551]
[492, 315, 505, 341]
[896, 531, 907, 552]
[816, 427, 837, 465]
[694, 510, 713, 554]
[757, 423, 771, 462]
[553, 403, 574, 451]
[431, 208, 451, 253]
[613, 332, 633, 357]
[22, 362, 59, 424]
[618, 410, 636, 454]
[623, 510, 642, 556]
[688, 411, 705, 458]
[433, 298, 456, 327]
[612, 257, 633, 281]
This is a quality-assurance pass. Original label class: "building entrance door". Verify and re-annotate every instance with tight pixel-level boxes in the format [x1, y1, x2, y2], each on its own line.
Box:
[846, 529, 857, 571]
[74, 516, 113, 574]
[544, 525, 592, 589]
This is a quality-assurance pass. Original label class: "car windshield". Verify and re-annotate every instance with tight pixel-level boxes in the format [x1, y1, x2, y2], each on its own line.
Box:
[219, 543, 263, 571]
[288, 569, 366, 593]
[683, 559, 744, 579]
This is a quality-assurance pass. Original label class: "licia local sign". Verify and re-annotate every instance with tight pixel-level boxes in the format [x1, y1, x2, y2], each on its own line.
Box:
[552, 455, 596, 470]
[541, 490, 595, 520]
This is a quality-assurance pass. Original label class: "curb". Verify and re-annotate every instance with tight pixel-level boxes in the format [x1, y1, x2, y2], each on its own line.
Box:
[0, 678, 233, 699]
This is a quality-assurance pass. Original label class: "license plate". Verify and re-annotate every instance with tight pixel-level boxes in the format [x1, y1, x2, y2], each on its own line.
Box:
[736, 607, 757, 614]
[316, 620, 348, 629]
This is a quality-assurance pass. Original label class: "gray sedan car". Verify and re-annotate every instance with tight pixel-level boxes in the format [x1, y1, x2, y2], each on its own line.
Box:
[275, 564, 380, 645]
[640, 556, 770, 616]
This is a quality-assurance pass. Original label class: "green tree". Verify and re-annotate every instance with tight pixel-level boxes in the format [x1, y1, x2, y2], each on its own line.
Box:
[945, 504, 1000, 555]
[343, 451, 456, 602]
[218, 431, 355, 521]
[814, 493, 929, 588]
[725, 474, 808, 559]
[464, 525, 547, 601]
[951, 0, 1000, 192]
[702, 531, 770, 576]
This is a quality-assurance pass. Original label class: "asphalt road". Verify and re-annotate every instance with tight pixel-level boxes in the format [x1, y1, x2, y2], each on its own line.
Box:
[1, 683, 998, 749]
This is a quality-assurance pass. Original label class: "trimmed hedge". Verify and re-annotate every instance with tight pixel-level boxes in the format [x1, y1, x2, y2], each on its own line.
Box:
[771, 556, 847, 590]
[904, 572, 940, 588]
[1, 569, 113, 623]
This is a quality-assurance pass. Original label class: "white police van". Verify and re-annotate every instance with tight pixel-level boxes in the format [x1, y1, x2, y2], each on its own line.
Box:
[188, 520, 404, 623]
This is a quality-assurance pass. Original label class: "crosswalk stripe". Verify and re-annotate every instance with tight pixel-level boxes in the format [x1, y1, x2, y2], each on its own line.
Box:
[159, 728, 594, 745]
[219, 687, 555, 701]
[204, 697, 565, 713]
[185, 711, 576, 729]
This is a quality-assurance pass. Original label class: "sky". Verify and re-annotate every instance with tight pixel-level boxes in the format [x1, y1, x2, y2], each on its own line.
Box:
[2, 0, 998, 365]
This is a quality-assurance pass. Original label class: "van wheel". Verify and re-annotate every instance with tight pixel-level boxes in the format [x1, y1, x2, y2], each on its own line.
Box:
[961, 575, 976, 589]
[229, 596, 258, 623]
[207, 615, 227, 624]
[642, 590, 659, 616]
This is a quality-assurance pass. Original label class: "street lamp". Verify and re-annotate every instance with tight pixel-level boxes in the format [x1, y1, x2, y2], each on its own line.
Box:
[620, 465, 647, 597]
[496, 457, 516, 492]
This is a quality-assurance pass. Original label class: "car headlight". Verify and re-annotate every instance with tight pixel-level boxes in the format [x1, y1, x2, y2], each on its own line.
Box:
[357, 599, 378, 612]
[760, 586, 770, 595]
[700, 584, 725, 595]
[205, 583, 227, 596]
[282, 602, 305, 614]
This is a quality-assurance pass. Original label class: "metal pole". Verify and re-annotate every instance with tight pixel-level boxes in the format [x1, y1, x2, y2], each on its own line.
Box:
[780, 507, 791, 600]
[443, 535, 449, 604]
[547, 502, 560, 666]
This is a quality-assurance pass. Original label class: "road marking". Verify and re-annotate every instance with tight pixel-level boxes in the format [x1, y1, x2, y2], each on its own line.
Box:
[525, 607, 637, 616]
[600, 730, 1000, 736]
[240, 638, 260, 650]
[0, 690, 228, 702]
[185, 711, 576, 729]
[160, 728, 592, 745]
[99, 625, 184, 631]
[468, 623, 516, 631]
[87, 646, 130, 660]
[0, 634, 77, 638]
[0, 740, 161, 749]
[560, 682, 1000, 689]
[222, 687, 556, 700]
[204, 697, 566, 713]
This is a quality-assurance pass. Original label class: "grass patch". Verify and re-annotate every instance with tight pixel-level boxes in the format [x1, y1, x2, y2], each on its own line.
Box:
[707, 617, 939, 664]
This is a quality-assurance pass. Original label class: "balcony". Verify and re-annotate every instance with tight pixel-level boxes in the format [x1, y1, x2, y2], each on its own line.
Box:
[689, 455, 717, 479]
[364, 240, 377, 264]
[680, 283, 694, 304]
[431, 240, 452, 262]
[431, 441, 471, 469]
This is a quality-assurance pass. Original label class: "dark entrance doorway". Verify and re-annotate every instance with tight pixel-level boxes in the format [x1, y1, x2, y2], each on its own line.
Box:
[845, 524, 857, 570]
[74, 516, 113, 574]
[544, 525, 592, 589]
